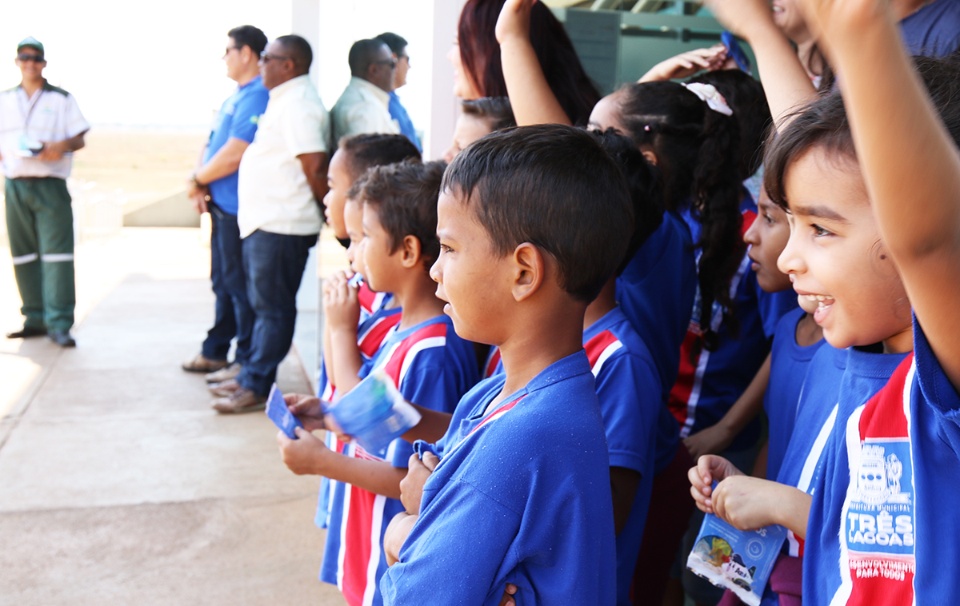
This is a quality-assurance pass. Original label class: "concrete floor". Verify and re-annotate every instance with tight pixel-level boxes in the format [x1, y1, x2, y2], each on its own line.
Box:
[0, 228, 347, 606]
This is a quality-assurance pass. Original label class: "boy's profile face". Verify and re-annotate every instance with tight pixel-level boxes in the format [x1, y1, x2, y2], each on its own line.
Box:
[744, 192, 792, 293]
[344, 198, 366, 277]
[777, 148, 911, 352]
[323, 151, 352, 240]
[362, 202, 403, 293]
[431, 189, 512, 345]
[444, 113, 493, 164]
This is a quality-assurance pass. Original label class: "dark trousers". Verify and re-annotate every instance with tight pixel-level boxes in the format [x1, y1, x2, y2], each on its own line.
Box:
[237, 229, 317, 396]
[5, 177, 75, 331]
[202, 204, 253, 364]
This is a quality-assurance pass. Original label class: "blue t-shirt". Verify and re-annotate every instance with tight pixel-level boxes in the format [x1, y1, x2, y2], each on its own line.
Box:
[388, 91, 420, 152]
[802, 327, 949, 604]
[900, 0, 960, 57]
[315, 301, 402, 529]
[585, 308, 661, 605]
[764, 307, 826, 481]
[204, 75, 269, 215]
[752, 345, 846, 606]
[321, 314, 478, 606]
[669, 204, 797, 451]
[381, 352, 617, 605]
[616, 210, 696, 472]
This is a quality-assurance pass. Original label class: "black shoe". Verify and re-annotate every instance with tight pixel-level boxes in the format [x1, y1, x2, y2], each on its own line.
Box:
[6, 326, 47, 339]
[48, 330, 76, 348]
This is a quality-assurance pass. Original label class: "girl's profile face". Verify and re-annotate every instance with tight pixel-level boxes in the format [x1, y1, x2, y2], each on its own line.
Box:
[777, 148, 912, 352]
[745, 191, 792, 293]
[447, 39, 482, 100]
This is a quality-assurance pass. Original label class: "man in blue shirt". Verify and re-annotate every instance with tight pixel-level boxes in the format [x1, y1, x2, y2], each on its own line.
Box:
[182, 25, 269, 380]
[376, 33, 421, 152]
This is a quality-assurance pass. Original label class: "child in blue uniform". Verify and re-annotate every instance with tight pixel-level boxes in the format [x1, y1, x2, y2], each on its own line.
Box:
[691, 6, 960, 601]
[380, 125, 631, 605]
[279, 161, 477, 606]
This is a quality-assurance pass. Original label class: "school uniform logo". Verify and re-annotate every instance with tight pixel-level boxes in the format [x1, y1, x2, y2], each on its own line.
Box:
[837, 356, 916, 606]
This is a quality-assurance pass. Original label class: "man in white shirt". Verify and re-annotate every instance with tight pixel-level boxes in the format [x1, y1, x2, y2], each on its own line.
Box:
[210, 34, 330, 413]
[0, 37, 89, 347]
[330, 38, 399, 145]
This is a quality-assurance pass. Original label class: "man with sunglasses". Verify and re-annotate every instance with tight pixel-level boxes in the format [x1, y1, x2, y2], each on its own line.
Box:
[0, 37, 88, 347]
[330, 38, 400, 146]
[209, 34, 330, 413]
[181, 25, 269, 380]
[376, 32, 421, 152]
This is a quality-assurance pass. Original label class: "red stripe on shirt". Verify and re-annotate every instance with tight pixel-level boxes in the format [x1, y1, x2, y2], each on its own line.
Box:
[359, 312, 402, 358]
[381, 322, 448, 386]
[585, 329, 621, 370]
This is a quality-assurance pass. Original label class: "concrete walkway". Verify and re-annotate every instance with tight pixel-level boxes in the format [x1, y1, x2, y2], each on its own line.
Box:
[0, 228, 346, 605]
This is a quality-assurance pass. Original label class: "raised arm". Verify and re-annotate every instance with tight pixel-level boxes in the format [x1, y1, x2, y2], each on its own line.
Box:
[803, 0, 960, 388]
[704, 0, 816, 126]
[496, 0, 572, 126]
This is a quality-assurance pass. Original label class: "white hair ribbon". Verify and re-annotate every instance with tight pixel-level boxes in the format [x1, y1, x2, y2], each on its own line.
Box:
[681, 82, 734, 117]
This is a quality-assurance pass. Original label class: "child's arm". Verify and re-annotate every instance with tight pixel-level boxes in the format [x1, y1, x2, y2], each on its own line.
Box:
[684, 353, 770, 459]
[704, 0, 816, 126]
[496, 0, 572, 126]
[638, 45, 730, 83]
[277, 428, 406, 499]
[803, 0, 960, 388]
[711, 476, 811, 538]
[324, 274, 364, 395]
[611, 467, 642, 534]
[689, 454, 809, 536]
[321, 276, 337, 389]
[384, 511, 418, 566]
[401, 405, 453, 444]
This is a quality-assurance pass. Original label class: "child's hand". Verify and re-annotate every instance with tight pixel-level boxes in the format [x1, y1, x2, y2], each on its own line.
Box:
[277, 427, 330, 475]
[711, 475, 782, 530]
[495, 0, 536, 45]
[285, 393, 327, 432]
[796, 0, 886, 55]
[400, 451, 439, 514]
[323, 273, 361, 332]
[683, 422, 735, 460]
[688, 454, 744, 513]
[702, 0, 776, 39]
[639, 45, 730, 82]
[384, 511, 419, 566]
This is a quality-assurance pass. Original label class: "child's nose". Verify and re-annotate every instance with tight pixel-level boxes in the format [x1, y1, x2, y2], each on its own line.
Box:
[777, 231, 803, 275]
[429, 258, 442, 284]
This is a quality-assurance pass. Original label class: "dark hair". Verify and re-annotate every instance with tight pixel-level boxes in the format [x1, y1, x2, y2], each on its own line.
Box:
[349, 38, 389, 76]
[376, 32, 408, 56]
[689, 70, 771, 180]
[461, 97, 516, 131]
[360, 160, 447, 271]
[590, 128, 664, 275]
[276, 34, 312, 73]
[615, 81, 744, 344]
[765, 54, 960, 210]
[457, 0, 600, 126]
[228, 25, 268, 57]
[443, 124, 633, 302]
[338, 133, 422, 182]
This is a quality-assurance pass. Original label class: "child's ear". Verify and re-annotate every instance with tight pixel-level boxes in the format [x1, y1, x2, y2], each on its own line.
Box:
[640, 146, 658, 166]
[511, 242, 545, 302]
[400, 235, 422, 269]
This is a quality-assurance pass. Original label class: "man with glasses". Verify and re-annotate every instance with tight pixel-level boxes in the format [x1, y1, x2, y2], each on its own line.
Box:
[330, 38, 400, 146]
[0, 37, 88, 347]
[209, 34, 330, 413]
[181, 25, 269, 382]
[376, 32, 421, 152]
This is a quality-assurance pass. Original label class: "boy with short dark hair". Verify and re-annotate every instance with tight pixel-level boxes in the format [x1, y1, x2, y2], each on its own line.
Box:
[279, 160, 478, 606]
[380, 125, 633, 605]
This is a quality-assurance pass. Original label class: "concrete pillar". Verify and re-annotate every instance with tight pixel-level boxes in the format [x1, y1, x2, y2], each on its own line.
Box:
[424, 0, 467, 161]
[290, 0, 322, 86]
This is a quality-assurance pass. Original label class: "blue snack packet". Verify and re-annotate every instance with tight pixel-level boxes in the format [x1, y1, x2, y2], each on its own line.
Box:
[686, 512, 786, 606]
[328, 369, 422, 454]
[266, 383, 303, 439]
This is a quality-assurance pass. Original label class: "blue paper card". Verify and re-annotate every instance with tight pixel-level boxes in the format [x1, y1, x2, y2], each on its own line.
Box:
[687, 513, 786, 606]
[722, 31, 752, 74]
[265, 383, 302, 439]
[328, 369, 421, 454]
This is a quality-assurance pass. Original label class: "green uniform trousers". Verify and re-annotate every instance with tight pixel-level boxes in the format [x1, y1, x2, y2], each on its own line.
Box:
[4, 177, 75, 331]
